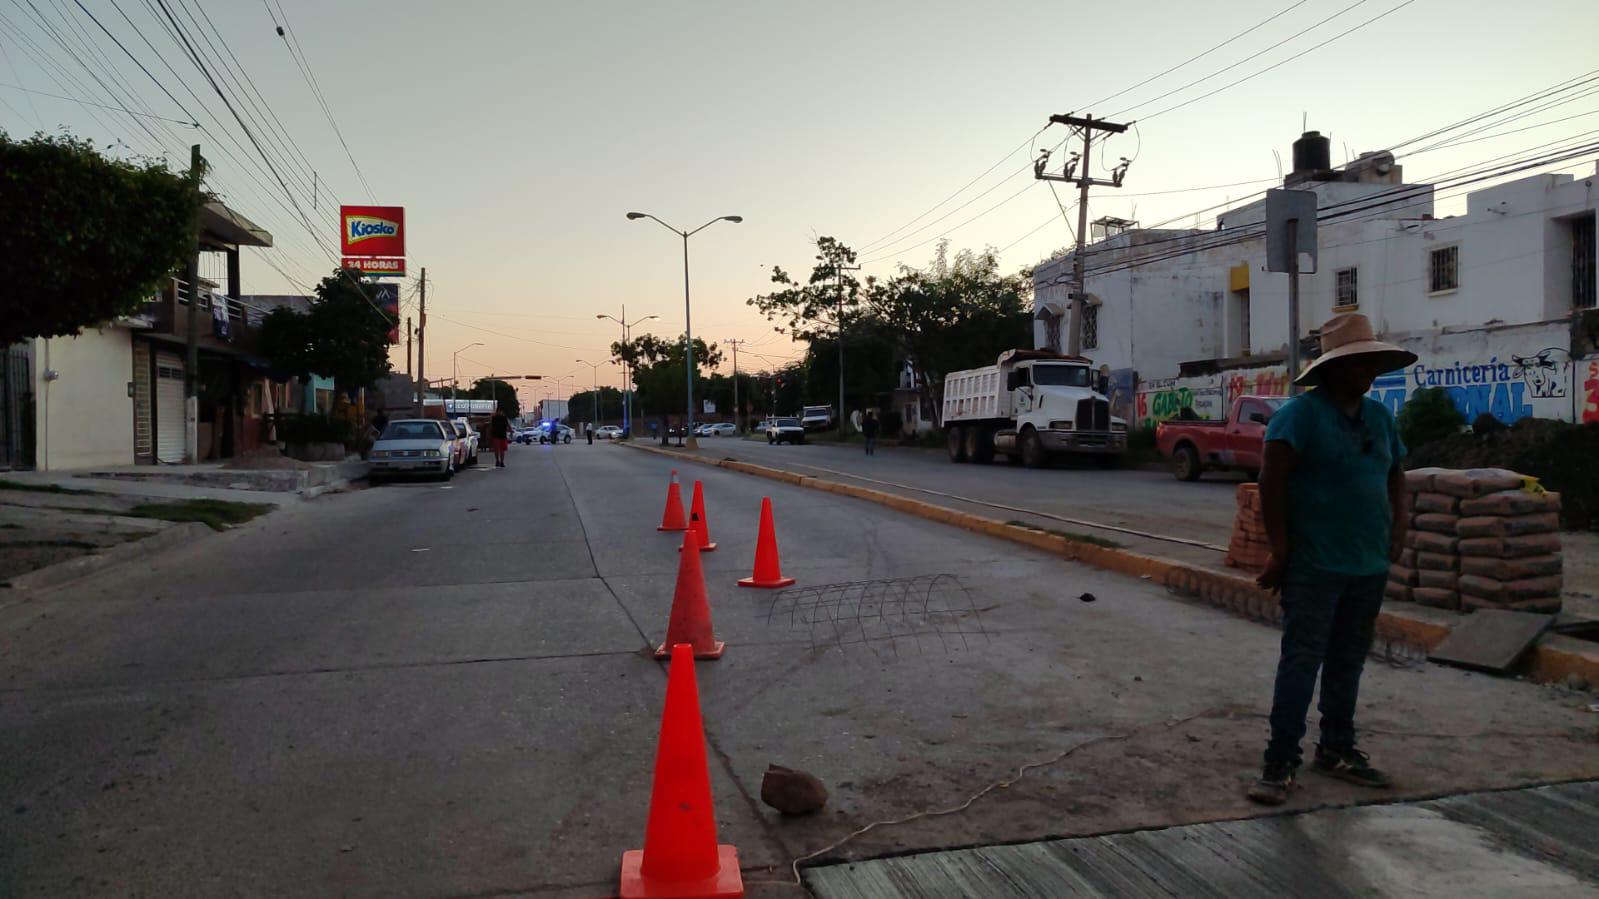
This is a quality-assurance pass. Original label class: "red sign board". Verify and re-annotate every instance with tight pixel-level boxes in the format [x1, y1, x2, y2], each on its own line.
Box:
[340, 205, 405, 257]
[342, 256, 406, 277]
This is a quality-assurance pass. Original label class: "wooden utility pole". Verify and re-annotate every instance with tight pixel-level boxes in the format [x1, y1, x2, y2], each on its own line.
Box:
[724, 338, 745, 432]
[835, 263, 860, 434]
[183, 144, 204, 462]
[405, 315, 414, 382]
[1033, 114, 1131, 356]
[413, 268, 427, 415]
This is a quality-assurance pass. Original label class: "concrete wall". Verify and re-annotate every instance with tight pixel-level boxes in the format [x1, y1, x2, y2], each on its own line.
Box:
[32, 326, 134, 470]
[1131, 320, 1597, 429]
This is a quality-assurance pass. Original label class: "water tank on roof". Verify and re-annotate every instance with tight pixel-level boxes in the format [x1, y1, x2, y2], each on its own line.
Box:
[1292, 131, 1331, 175]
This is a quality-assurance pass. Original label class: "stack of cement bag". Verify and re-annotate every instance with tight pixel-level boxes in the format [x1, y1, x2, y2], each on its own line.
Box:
[1224, 483, 1270, 574]
[1388, 467, 1562, 614]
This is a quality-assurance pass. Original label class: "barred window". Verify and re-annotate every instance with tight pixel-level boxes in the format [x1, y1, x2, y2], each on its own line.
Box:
[1429, 246, 1459, 294]
[1335, 267, 1358, 308]
[1081, 303, 1099, 350]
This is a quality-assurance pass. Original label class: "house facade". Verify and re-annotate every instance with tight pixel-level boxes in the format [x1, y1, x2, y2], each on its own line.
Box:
[1033, 134, 1599, 429]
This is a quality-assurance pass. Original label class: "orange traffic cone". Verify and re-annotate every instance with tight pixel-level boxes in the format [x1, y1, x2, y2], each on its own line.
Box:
[679, 479, 717, 552]
[738, 497, 795, 589]
[657, 470, 688, 532]
[656, 532, 725, 659]
[620, 643, 743, 898]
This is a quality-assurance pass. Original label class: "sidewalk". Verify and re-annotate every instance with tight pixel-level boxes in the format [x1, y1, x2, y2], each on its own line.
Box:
[0, 456, 363, 597]
[805, 780, 1599, 898]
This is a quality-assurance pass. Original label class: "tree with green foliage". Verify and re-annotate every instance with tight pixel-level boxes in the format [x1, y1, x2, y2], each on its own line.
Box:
[748, 237, 1031, 426]
[1397, 386, 1466, 449]
[567, 386, 626, 425]
[610, 334, 723, 419]
[260, 269, 393, 393]
[0, 132, 203, 345]
[467, 378, 521, 419]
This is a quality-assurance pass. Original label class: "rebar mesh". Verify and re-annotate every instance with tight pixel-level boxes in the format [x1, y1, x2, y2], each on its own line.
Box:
[763, 574, 989, 659]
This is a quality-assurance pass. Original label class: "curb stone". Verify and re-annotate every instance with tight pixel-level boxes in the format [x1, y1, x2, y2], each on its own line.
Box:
[620, 442, 1596, 689]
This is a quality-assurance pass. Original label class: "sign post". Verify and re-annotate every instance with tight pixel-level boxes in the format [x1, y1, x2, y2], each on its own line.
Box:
[1266, 189, 1318, 394]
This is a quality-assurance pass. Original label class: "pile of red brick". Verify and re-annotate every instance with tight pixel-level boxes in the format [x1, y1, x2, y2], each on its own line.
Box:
[1224, 483, 1271, 575]
[1388, 467, 1563, 614]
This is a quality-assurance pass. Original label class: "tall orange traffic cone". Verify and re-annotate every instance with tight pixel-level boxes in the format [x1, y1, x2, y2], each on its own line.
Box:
[657, 470, 688, 532]
[738, 497, 795, 589]
[619, 643, 743, 898]
[679, 479, 717, 552]
[656, 532, 725, 659]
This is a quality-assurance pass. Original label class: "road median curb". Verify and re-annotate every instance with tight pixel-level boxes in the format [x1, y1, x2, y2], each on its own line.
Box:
[620, 442, 1594, 687]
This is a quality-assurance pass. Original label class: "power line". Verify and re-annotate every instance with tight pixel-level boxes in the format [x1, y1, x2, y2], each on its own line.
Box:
[0, 79, 192, 124]
[262, 0, 376, 200]
[1133, 0, 1421, 123]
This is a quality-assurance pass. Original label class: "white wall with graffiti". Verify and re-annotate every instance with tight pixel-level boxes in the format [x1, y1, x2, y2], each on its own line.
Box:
[1133, 319, 1597, 429]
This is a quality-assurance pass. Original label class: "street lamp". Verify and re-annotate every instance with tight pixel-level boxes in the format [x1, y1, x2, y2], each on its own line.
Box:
[452, 342, 484, 413]
[576, 359, 611, 432]
[596, 307, 659, 436]
[626, 211, 742, 448]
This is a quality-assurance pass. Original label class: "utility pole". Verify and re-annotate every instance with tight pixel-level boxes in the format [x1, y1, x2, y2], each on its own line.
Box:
[724, 338, 744, 432]
[1033, 114, 1131, 356]
[836, 262, 860, 435]
[405, 316, 413, 382]
[183, 143, 203, 463]
[414, 268, 427, 416]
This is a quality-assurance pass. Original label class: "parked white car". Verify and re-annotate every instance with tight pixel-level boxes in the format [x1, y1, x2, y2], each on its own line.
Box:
[369, 420, 455, 482]
[447, 419, 479, 466]
[704, 422, 737, 437]
[595, 425, 624, 440]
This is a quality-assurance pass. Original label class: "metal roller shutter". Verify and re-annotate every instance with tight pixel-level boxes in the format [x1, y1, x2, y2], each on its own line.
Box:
[155, 351, 185, 463]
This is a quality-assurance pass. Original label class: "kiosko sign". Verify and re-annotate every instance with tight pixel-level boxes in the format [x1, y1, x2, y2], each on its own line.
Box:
[340, 205, 405, 257]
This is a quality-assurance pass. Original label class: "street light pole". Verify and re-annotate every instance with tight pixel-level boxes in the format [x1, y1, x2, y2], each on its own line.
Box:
[626, 211, 742, 448]
[597, 307, 659, 437]
[452, 342, 484, 413]
[576, 359, 608, 430]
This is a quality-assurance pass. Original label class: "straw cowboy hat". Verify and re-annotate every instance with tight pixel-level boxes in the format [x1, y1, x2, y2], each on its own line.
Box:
[1295, 312, 1417, 387]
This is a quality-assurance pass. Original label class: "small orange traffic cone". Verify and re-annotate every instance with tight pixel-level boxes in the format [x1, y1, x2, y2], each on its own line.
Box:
[657, 470, 688, 532]
[656, 532, 725, 659]
[620, 643, 743, 898]
[738, 497, 795, 589]
[679, 479, 717, 552]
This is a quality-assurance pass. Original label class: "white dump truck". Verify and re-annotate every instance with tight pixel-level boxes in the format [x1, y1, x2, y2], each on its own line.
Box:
[941, 349, 1127, 468]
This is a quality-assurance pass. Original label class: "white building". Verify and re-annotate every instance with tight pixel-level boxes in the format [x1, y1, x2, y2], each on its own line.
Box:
[537, 399, 569, 422]
[1033, 132, 1598, 428]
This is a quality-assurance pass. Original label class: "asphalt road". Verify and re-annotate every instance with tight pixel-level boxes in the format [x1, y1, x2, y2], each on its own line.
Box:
[3, 442, 1596, 897]
[685, 436, 1245, 570]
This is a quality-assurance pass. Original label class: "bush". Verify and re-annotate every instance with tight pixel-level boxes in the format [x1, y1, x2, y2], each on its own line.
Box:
[1471, 413, 1507, 437]
[1397, 387, 1465, 449]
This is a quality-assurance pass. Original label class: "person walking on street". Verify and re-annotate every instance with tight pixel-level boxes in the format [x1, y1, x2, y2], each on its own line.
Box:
[489, 409, 512, 468]
[861, 410, 879, 456]
[1248, 313, 1415, 806]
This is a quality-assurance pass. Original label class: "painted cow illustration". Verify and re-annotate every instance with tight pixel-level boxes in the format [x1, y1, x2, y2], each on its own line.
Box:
[1511, 348, 1570, 399]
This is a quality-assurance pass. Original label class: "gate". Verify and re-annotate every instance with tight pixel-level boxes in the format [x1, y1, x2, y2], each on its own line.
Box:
[1, 345, 35, 469]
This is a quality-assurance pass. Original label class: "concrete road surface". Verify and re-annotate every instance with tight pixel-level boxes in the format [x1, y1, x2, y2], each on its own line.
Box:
[3, 442, 1596, 897]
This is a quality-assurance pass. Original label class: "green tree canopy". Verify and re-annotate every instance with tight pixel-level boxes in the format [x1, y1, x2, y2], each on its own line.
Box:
[610, 334, 723, 418]
[748, 237, 1031, 425]
[0, 132, 202, 345]
[260, 269, 394, 393]
[467, 378, 521, 419]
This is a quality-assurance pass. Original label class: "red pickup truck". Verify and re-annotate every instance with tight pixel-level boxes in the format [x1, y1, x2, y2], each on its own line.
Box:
[1155, 395, 1288, 481]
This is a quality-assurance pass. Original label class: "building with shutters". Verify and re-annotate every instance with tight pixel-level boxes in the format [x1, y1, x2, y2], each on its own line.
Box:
[1031, 133, 1599, 430]
[8, 201, 295, 471]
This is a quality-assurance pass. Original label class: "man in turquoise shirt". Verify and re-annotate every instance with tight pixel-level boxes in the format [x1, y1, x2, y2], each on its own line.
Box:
[1249, 313, 1415, 806]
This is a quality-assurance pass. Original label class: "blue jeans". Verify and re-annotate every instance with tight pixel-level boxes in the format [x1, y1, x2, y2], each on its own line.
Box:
[863, 437, 876, 455]
[1265, 570, 1386, 767]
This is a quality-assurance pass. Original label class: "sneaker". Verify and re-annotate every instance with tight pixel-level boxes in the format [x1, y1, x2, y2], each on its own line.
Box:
[1313, 745, 1392, 788]
[1246, 761, 1297, 806]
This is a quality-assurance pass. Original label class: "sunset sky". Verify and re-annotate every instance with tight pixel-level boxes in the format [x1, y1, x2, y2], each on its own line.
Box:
[4, 0, 1596, 408]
